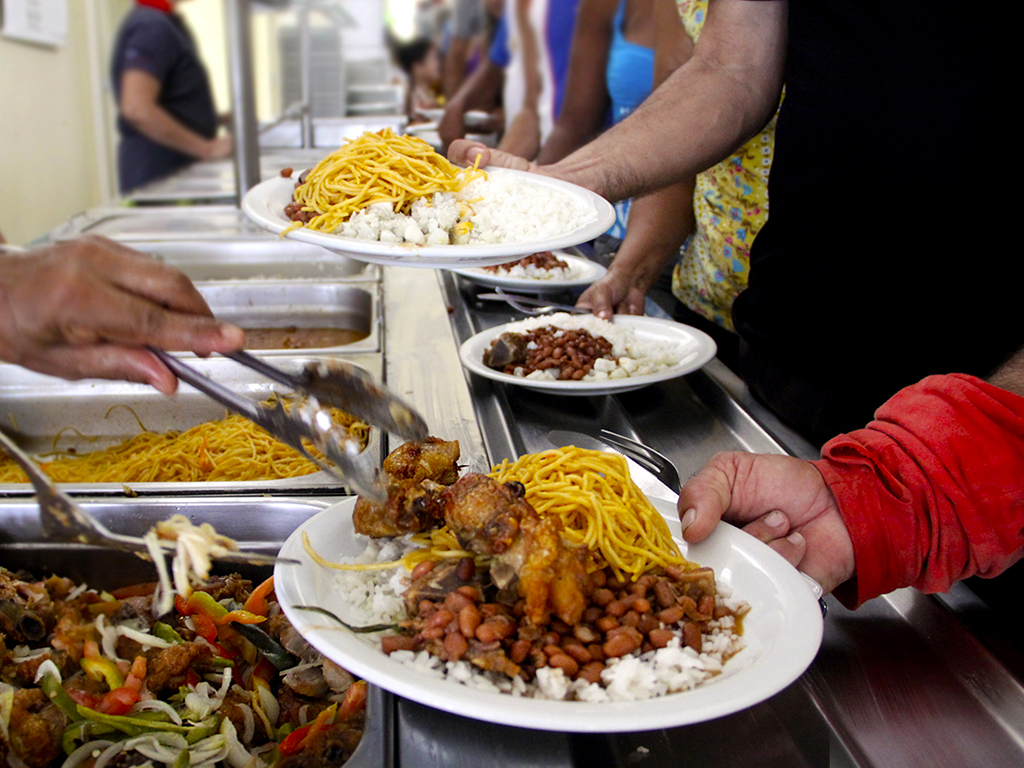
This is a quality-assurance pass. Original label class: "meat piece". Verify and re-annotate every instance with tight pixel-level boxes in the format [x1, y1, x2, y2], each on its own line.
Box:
[440, 474, 592, 627]
[353, 437, 460, 537]
[482, 332, 529, 369]
[144, 640, 216, 693]
[6, 688, 66, 768]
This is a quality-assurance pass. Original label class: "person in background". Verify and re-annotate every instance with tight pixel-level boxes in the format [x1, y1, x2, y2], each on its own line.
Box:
[444, 0, 503, 101]
[0, 236, 244, 394]
[111, 0, 231, 194]
[449, 0, 1013, 446]
[394, 38, 444, 119]
[439, 0, 580, 158]
[577, 0, 779, 371]
[678, 354, 1024, 608]
[534, 0, 655, 240]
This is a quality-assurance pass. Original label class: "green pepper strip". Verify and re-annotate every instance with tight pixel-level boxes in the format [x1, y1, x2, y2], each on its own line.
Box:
[61, 720, 118, 755]
[38, 671, 83, 722]
[153, 621, 186, 644]
[76, 705, 195, 737]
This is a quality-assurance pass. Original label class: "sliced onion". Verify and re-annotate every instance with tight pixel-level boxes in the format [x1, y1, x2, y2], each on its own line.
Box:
[60, 739, 115, 768]
[125, 732, 189, 763]
[116, 624, 174, 649]
[93, 741, 128, 768]
[131, 698, 183, 725]
[255, 681, 280, 727]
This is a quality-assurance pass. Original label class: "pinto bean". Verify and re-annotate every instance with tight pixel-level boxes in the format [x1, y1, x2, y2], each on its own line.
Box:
[510, 639, 532, 664]
[444, 631, 468, 660]
[596, 616, 619, 633]
[444, 591, 473, 614]
[455, 557, 476, 581]
[654, 579, 677, 608]
[459, 604, 481, 638]
[591, 588, 614, 607]
[648, 628, 676, 649]
[657, 605, 686, 625]
[682, 622, 703, 652]
[561, 641, 592, 665]
[410, 560, 435, 581]
[426, 608, 454, 630]
[603, 631, 641, 658]
[547, 653, 580, 677]
[573, 624, 600, 644]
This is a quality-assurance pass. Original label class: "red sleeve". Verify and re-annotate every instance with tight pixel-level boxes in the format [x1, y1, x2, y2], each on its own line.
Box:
[810, 374, 1024, 608]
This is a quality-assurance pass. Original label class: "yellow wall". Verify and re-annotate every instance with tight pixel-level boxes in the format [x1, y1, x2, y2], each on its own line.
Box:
[0, 2, 101, 245]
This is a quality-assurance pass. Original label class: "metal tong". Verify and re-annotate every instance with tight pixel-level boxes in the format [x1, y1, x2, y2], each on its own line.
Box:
[149, 349, 429, 502]
[0, 428, 294, 566]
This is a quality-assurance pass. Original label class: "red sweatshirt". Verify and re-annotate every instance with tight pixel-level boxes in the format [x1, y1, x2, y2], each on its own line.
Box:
[812, 374, 1024, 608]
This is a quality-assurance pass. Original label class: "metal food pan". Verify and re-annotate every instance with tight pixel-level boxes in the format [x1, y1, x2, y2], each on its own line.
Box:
[196, 281, 380, 355]
[48, 205, 267, 242]
[0, 496, 393, 768]
[130, 239, 374, 282]
[0, 355, 384, 496]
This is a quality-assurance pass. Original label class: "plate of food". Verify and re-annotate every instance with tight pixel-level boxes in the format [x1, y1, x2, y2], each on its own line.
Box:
[458, 312, 717, 395]
[273, 440, 824, 733]
[242, 129, 615, 268]
[451, 250, 607, 292]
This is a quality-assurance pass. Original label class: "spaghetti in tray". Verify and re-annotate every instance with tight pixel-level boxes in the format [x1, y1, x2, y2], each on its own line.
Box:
[0, 400, 370, 484]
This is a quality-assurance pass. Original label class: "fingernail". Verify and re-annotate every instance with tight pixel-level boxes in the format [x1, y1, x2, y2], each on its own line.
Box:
[680, 508, 696, 532]
[786, 532, 805, 546]
[764, 510, 786, 528]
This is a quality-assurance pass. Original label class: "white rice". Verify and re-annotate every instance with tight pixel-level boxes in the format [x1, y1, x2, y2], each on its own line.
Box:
[499, 312, 685, 381]
[329, 536, 747, 702]
[484, 259, 583, 281]
[336, 171, 596, 246]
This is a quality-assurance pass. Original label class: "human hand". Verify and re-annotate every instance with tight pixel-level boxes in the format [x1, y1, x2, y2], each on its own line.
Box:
[577, 273, 647, 319]
[678, 451, 856, 595]
[0, 236, 245, 394]
[447, 139, 542, 173]
[203, 134, 233, 161]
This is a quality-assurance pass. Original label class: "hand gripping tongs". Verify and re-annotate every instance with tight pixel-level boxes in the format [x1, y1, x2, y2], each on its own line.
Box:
[148, 348, 429, 502]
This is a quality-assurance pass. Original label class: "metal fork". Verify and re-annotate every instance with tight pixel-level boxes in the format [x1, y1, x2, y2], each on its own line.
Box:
[598, 429, 682, 494]
[0, 428, 295, 566]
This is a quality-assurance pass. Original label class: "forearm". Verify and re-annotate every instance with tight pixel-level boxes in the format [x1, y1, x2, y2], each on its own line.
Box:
[813, 374, 1024, 608]
[123, 102, 219, 159]
[548, 0, 786, 201]
[609, 182, 695, 291]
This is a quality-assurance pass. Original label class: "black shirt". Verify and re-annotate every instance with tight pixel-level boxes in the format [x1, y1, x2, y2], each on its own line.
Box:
[730, 0, 1015, 443]
[110, 7, 217, 193]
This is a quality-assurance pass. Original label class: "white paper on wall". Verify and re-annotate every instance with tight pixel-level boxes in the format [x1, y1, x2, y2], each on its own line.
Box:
[2, 0, 69, 47]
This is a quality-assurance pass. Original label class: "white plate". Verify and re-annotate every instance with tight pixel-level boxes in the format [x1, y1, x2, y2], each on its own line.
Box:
[241, 169, 616, 269]
[451, 252, 607, 292]
[274, 496, 823, 733]
[458, 315, 718, 395]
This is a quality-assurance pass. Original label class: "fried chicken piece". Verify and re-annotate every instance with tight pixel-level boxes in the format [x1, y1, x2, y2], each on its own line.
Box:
[353, 437, 460, 537]
[440, 474, 591, 627]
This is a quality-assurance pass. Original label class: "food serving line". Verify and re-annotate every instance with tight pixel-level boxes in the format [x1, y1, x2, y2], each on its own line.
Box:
[3, 183, 1024, 767]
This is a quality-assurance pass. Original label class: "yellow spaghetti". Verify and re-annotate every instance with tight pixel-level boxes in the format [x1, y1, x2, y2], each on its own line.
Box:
[0, 401, 369, 484]
[489, 446, 694, 581]
[288, 128, 486, 234]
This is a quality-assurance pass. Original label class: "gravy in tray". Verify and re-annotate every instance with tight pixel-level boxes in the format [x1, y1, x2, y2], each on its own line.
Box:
[243, 326, 369, 350]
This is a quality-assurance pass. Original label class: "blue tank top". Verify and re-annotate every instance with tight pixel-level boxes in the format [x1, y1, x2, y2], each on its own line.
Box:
[605, 0, 654, 124]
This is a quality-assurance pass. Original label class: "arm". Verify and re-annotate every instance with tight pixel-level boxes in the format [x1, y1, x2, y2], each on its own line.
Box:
[496, 0, 544, 159]
[679, 372, 1024, 607]
[120, 70, 232, 160]
[577, 0, 696, 317]
[439, 57, 505, 152]
[534, 0, 618, 165]
[450, 0, 786, 201]
[0, 237, 244, 394]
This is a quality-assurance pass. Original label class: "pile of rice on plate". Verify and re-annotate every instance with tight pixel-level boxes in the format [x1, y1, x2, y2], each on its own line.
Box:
[327, 536, 749, 703]
[336, 171, 596, 246]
